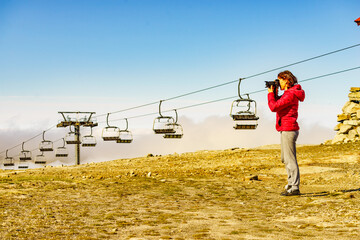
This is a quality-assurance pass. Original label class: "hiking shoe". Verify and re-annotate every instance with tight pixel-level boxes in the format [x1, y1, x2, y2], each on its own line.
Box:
[285, 185, 291, 191]
[281, 189, 301, 196]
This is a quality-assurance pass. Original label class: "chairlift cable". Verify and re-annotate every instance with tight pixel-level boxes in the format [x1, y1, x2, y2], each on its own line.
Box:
[1, 50, 360, 155]
[93, 43, 360, 119]
[96, 65, 360, 123]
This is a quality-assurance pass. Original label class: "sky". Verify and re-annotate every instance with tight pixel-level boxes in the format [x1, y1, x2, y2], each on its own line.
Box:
[0, 0, 359, 166]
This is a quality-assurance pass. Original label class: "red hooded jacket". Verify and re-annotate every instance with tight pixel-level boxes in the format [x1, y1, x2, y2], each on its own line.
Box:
[268, 84, 305, 132]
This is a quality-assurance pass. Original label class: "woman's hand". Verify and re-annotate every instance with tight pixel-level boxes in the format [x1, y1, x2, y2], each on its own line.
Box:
[268, 85, 274, 93]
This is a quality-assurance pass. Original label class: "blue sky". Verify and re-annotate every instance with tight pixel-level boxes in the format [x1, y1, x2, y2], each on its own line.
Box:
[0, 0, 360, 160]
[1, 0, 359, 97]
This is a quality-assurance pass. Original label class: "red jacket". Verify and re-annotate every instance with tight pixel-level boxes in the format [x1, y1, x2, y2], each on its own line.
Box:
[268, 84, 305, 131]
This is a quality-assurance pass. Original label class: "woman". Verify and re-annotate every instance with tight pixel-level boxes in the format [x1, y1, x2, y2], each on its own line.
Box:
[268, 70, 305, 196]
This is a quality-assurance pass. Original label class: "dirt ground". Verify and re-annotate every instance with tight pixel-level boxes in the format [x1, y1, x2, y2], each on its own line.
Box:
[0, 142, 360, 239]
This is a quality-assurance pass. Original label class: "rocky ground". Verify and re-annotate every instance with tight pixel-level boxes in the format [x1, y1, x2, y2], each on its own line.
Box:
[0, 142, 360, 239]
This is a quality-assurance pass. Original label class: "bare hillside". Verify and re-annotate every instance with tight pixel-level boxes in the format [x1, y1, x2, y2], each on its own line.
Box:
[0, 142, 360, 239]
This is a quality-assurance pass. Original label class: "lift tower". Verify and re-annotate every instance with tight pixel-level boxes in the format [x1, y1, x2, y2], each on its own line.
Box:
[57, 111, 97, 165]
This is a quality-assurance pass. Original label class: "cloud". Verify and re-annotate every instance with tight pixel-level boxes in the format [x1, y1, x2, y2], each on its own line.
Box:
[1, 113, 335, 168]
[0, 96, 337, 168]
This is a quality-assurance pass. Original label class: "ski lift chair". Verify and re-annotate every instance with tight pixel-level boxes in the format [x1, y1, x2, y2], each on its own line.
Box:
[82, 127, 97, 147]
[3, 150, 15, 169]
[55, 139, 68, 158]
[230, 79, 259, 130]
[102, 113, 121, 141]
[66, 126, 81, 144]
[35, 152, 47, 164]
[117, 130, 133, 143]
[39, 131, 54, 151]
[19, 142, 32, 161]
[163, 110, 183, 139]
[116, 118, 133, 143]
[18, 159, 29, 169]
[153, 100, 176, 134]
[163, 123, 183, 139]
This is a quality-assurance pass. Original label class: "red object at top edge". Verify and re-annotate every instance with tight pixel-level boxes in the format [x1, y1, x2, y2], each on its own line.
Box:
[355, 17, 360, 26]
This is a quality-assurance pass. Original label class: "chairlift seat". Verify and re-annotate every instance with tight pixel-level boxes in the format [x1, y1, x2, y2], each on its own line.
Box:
[116, 139, 132, 143]
[4, 163, 15, 167]
[234, 124, 258, 130]
[163, 133, 183, 139]
[35, 161, 46, 164]
[102, 137, 120, 141]
[102, 126, 121, 141]
[19, 156, 32, 161]
[55, 153, 68, 157]
[82, 143, 97, 147]
[163, 123, 183, 139]
[55, 147, 68, 158]
[18, 165, 29, 169]
[232, 114, 259, 121]
[154, 128, 176, 134]
[66, 140, 82, 144]
[39, 141, 53, 152]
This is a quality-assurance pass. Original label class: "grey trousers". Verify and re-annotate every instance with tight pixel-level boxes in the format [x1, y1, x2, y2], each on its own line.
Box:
[281, 131, 300, 191]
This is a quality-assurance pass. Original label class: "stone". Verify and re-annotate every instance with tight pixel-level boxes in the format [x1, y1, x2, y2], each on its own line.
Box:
[348, 92, 360, 101]
[350, 87, 360, 92]
[357, 126, 360, 136]
[342, 102, 360, 114]
[337, 114, 350, 122]
[245, 175, 259, 181]
[342, 101, 351, 113]
[332, 134, 346, 144]
[343, 120, 360, 126]
[339, 124, 353, 134]
[334, 123, 341, 131]
[348, 129, 358, 140]
[357, 110, 360, 119]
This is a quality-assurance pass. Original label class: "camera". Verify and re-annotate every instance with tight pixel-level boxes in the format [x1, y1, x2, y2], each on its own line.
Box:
[265, 79, 280, 89]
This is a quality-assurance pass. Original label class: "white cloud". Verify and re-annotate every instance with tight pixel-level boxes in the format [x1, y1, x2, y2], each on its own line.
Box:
[0, 95, 338, 168]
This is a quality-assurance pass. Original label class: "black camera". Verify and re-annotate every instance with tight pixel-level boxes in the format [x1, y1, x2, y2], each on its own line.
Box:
[265, 79, 280, 89]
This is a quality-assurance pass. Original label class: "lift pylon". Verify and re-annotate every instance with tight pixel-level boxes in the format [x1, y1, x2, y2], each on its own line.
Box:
[57, 111, 97, 165]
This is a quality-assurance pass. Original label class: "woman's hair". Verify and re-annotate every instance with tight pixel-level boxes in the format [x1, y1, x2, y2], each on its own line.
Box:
[278, 70, 297, 87]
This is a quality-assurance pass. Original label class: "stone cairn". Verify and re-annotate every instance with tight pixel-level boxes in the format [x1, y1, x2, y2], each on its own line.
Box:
[331, 87, 360, 144]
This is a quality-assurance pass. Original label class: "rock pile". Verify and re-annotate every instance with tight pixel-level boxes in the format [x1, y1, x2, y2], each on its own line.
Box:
[331, 87, 360, 144]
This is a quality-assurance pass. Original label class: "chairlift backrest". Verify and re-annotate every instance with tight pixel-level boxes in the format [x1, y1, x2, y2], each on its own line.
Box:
[55, 138, 68, 157]
[153, 116, 176, 134]
[82, 135, 97, 147]
[116, 118, 133, 143]
[66, 126, 81, 144]
[35, 152, 47, 164]
[102, 113, 121, 141]
[4, 150, 15, 167]
[153, 101, 178, 134]
[20, 142, 32, 161]
[230, 79, 259, 129]
[40, 131, 54, 151]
